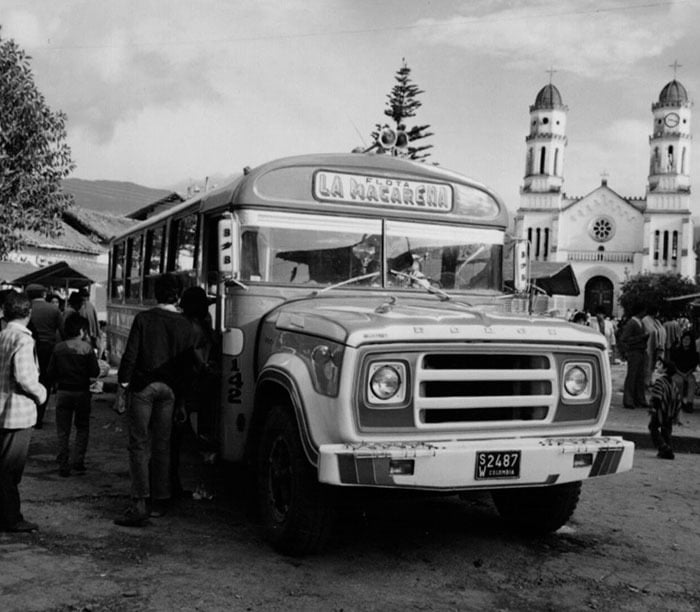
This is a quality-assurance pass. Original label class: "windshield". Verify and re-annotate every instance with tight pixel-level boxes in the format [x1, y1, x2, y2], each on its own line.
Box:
[238, 211, 503, 292]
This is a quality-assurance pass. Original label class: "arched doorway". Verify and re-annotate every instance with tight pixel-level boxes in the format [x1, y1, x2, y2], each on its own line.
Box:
[584, 276, 614, 316]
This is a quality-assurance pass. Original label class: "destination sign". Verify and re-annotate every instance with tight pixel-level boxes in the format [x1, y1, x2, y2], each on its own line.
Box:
[313, 170, 453, 211]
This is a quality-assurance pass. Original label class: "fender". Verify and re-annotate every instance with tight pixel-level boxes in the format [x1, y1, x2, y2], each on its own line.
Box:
[255, 366, 319, 466]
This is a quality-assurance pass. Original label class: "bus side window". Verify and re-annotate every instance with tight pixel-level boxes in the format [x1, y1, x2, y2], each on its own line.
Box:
[110, 241, 125, 300]
[168, 212, 200, 289]
[125, 234, 143, 301]
[143, 225, 166, 300]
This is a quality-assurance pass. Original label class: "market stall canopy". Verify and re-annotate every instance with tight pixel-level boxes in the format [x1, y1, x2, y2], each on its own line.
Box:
[11, 261, 95, 290]
[504, 261, 580, 296]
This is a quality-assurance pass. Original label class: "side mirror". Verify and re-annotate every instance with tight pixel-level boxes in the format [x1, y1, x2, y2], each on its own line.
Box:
[513, 239, 530, 294]
[218, 212, 240, 280]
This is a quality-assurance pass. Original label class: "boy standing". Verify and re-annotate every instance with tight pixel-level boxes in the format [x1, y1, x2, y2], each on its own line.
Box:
[0, 291, 47, 532]
[47, 314, 100, 477]
[648, 358, 681, 460]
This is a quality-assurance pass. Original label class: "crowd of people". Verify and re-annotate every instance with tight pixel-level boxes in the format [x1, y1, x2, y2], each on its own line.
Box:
[567, 305, 696, 460]
[615, 304, 696, 461]
[0, 274, 216, 532]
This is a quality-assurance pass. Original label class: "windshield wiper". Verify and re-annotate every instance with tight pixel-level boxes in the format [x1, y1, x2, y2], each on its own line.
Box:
[389, 269, 452, 302]
[312, 271, 381, 295]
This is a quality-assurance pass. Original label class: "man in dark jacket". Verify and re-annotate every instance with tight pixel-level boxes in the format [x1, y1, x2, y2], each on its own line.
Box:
[27, 283, 62, 428]
[620, 302, 649, 409]
[115, 274, 194, 527]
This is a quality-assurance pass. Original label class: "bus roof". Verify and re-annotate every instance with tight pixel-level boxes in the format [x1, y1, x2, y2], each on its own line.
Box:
[112, 152, 509, 243]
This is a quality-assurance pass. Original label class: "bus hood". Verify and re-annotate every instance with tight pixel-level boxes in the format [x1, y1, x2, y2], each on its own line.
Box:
[269, 295, 606, 349]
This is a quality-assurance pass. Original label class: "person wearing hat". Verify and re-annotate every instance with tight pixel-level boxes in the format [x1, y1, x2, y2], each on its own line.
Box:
[171, 286, 218, 500]
[27, 284, 62, 429]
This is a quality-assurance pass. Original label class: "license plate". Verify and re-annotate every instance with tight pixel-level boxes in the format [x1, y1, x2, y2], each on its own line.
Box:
[475, 451, 521, 480]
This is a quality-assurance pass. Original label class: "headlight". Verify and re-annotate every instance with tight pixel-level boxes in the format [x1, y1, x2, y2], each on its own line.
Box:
[371, 366, 401, 399]
[367, 361, 407, 405]
[562, 363, 592, 400]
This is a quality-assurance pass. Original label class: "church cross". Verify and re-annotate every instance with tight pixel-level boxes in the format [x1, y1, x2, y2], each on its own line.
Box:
[546, 66, 557, 84]
[669, 60, 682, 78]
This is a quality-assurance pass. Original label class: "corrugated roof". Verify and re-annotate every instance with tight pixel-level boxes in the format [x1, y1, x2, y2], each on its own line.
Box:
[63, 207, 138, 242]
[126, 192, 185, 220]
[23, 220, 103, 255]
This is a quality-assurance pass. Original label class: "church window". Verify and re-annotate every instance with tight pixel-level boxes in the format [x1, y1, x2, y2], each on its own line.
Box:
[527, 227, 533, 247]
[553, 149, 559, 176]
[535, 228, 541, 258]
[654, 230, 660, 261]
[589, 216, 614, 242]
[672, 231, 678, 260]
[667, 145, 674, 171]
[526, 148, 533, 175]
[597, 246, 605, 261]
[663, 231, 669, 261]
[542, 117, 549, 125]
[543, 228, 549, 260]
[539, 147, 546, 174]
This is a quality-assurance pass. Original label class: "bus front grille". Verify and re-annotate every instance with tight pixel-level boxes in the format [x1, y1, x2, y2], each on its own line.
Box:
[416, 352, 556, 426]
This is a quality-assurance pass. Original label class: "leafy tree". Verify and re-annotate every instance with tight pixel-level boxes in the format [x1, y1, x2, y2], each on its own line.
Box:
[370, 59, 434, 161]
[0, 28, 74, 259]
[618, 272, 696, 318]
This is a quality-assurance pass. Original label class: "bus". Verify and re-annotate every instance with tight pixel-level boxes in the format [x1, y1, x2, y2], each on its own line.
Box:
[107, 152, 634, 554]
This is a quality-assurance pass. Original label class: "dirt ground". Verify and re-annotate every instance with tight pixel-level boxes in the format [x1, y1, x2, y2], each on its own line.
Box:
[2, 390, 700, 612]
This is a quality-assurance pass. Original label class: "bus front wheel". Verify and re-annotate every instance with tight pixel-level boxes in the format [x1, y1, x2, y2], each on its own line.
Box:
[491, 481, 582, 534]
[257, 405, 334, 555]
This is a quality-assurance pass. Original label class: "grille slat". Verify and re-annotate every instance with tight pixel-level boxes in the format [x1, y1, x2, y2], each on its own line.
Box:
[419, 369, 554, 381]
[418, 395, 554, 409]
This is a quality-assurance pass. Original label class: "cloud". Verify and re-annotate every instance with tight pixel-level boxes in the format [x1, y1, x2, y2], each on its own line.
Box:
[413, 0, 692, 79]
[3, 9, 45, 48]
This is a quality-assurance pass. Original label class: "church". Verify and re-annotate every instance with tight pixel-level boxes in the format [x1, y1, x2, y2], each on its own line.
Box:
[514, 74, 694, 318]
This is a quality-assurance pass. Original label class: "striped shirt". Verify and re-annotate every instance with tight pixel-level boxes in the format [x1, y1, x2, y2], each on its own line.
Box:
[0, 321, 47, 429]
[649, 375, 680, 420]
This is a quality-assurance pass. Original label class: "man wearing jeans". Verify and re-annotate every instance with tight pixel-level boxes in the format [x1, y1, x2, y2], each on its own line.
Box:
[115, 274, 194, 527]
[0, 291, 47, 532]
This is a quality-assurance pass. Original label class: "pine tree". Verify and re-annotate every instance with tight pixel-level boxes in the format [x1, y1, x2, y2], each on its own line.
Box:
[370, 59, 434, 161]
[0, 28, 74, 259]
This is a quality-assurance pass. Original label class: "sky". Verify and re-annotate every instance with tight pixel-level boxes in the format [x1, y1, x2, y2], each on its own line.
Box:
[3, 0, 700, 216]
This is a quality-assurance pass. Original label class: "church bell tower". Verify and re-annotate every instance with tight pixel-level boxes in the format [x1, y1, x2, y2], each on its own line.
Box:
[522, 79, 568, 197]
[647, 67, 692, 198]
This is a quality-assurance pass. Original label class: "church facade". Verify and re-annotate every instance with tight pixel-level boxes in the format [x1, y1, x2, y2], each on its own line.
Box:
[514, 77, 694, 317]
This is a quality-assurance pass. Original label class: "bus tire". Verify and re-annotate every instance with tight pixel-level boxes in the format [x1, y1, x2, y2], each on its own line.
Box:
[491, 481, 582, 534]
[257, 405, 334, 555]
